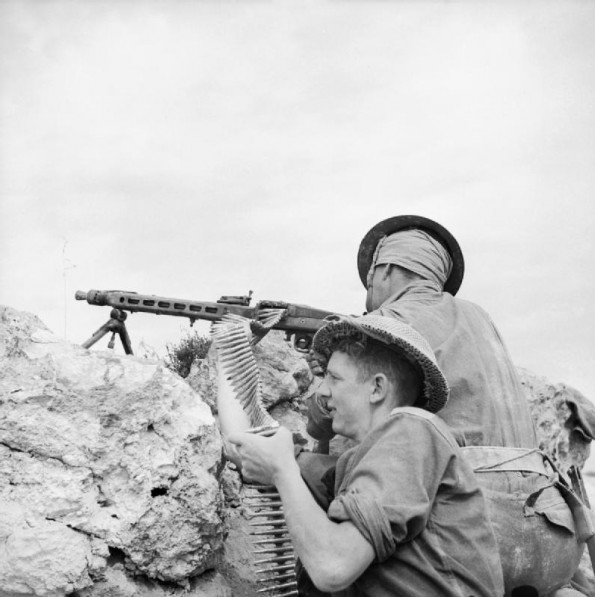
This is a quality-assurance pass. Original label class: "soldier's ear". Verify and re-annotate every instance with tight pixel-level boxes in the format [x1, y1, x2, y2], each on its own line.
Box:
[369, 373, 390, 405]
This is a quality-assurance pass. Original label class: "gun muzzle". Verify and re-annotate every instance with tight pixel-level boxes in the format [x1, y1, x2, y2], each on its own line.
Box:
[75, 290, 109, 306]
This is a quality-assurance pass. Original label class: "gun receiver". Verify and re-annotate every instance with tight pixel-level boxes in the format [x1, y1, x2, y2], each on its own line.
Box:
[75, 289, 336, 354]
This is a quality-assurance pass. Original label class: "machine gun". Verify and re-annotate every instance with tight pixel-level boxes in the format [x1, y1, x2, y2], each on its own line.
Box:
[75, 289, 337, 355]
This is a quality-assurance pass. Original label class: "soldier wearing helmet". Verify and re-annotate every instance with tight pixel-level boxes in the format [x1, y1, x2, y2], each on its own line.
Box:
[305, 215, 586, 596]
[221, 315, 504, 597]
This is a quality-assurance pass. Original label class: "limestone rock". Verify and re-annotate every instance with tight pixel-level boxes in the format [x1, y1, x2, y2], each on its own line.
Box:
[77, 565, 236, 597]
[186, 331, 313, 414]
[0, 501, 99, 597]
[517, 368, 595, 595]
[186, 355, 218, 412]
[252, 331, 313, 408]
[519, 367, 594, 471]
[0, 306, 226, 596]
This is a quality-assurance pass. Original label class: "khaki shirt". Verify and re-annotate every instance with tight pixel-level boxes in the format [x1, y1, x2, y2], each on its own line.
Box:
[374, 281, 537, 447]
[328, 408, 504, 597]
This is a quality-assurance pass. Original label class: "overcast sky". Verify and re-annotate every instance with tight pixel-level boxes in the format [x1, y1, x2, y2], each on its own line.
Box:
[1, 1, 594, 405]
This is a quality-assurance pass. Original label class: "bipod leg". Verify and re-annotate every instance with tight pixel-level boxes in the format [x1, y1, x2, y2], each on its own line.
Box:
[116, 318, 134, 355]
[81, 308, 134, 355]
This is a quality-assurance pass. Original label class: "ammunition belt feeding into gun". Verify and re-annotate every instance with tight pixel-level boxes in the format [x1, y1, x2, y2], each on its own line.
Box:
[211, 314, 298, 597]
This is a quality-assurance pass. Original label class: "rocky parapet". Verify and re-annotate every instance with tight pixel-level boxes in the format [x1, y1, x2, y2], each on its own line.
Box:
[519, 367, 595, 472]
[0, 306, 226, 596]
[2, 306, 594, 596]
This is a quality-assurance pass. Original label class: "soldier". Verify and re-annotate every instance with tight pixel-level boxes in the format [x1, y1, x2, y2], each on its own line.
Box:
[306, 215, 586, 596]
[220, 315, 504, 596]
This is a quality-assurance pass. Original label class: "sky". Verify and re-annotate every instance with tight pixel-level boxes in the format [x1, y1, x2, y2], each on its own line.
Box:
[1, 0, 594, 405]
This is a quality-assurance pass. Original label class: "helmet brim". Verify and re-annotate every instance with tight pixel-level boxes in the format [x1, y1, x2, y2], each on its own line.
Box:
[312, 314, 449, 414]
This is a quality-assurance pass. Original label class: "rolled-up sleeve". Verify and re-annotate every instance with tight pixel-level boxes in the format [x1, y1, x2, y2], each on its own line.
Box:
[329, 490, 396, 562]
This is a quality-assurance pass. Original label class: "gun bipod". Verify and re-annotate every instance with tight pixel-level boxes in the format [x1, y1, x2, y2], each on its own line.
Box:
[81, 308, 134, 355]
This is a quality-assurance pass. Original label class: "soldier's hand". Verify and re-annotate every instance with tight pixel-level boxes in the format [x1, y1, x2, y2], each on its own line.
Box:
[306, 393, 336, 441]
[228, 426, 295, 485]
[305, 350, 326, 377]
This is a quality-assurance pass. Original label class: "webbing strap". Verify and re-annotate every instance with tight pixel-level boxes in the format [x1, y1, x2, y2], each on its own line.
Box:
[460, 446, 551, 476]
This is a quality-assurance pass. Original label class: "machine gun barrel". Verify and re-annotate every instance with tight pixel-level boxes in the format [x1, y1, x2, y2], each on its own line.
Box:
[75, 289, 256, 322]
[75, 289, 337, 351]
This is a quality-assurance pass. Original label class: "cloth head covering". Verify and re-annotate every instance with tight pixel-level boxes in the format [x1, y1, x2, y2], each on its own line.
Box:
[367, 229, 453, 290]
[312, 314, 449, 413]
[357, 215, 465, 295]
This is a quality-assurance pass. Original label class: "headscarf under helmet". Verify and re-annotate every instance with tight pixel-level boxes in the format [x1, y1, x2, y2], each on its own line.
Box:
[367, 229, 453, 290]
